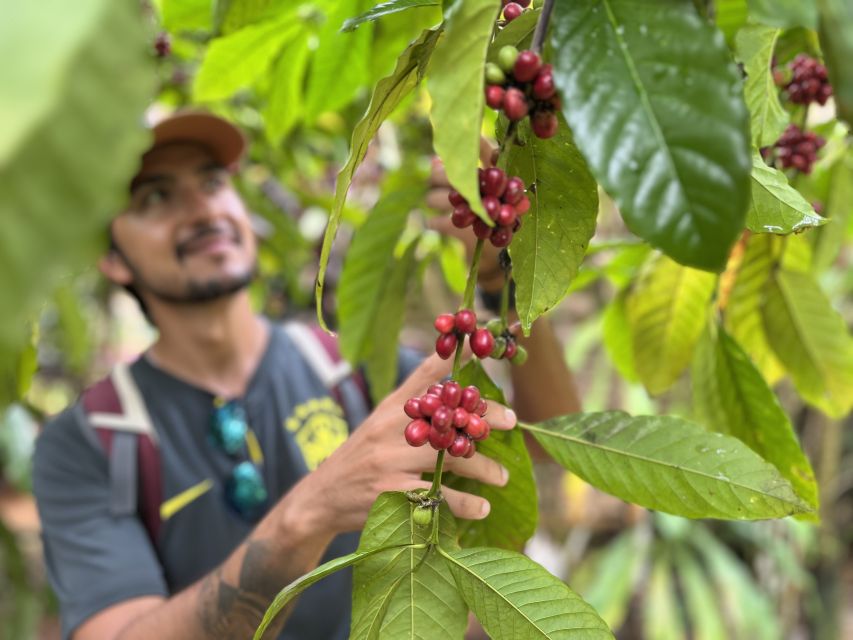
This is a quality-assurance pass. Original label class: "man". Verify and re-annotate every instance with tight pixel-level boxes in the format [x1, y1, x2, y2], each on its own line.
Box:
[33, 112, 579, 639]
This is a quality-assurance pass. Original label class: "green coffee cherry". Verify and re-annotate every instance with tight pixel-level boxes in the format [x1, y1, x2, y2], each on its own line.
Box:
[485, 62, 506, 85]
[412, 506, 433, 527]
[510, 344, 528, 366]
[497, 46, 520, 74]
[486, 318, 505, 337]
[491, 336, 507, 359]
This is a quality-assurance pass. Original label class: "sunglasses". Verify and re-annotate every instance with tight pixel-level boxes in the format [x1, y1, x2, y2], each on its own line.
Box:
[210, 399, 268, 521]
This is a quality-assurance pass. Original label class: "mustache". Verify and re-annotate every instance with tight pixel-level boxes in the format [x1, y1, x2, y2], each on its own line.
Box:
[175, 224, 241, 260]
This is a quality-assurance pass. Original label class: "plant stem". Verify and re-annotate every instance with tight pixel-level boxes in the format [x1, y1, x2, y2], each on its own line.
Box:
[498, 122, 518, 157]
[500, 271, 512, 326]
[428, 450, 446, 498]
[462, 239, 485, 312]
[531, 0, 556, 54]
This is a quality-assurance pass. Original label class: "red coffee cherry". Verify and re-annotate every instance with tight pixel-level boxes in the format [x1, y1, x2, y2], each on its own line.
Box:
[448, 189, 467, 207]
[448, 433, 472, 457]
[452, 407, 470, 428]
[464, 440, 476, 458]
[482, 168, 508, 198]
[427, 384, 444, 397]
[460, 386, 481, 412]
[434, 313, 456, 334]
[504, 338, 518, 360]
[404, 398, 422, 419]
[442, 381, 462, 408]
[452, 205, 477, 229]
[532, 110, 559, 139]
[455, 309, 477, 334]
[483, 195, 501, 220]
[466, 414, 488, 440]
[405, 419, 430, 446]
[419, 393, 442, 417]
[514, 195, 531, 215]
[429, 425, 456, 450]
[432, 406, 453, 431]
[473, 218, 493, 240]
[154, 32, 171, 57]
[485, 85, 506, 110]
[490, 227, 513, 248]
[435, 333, 457, 359]
[470, 329, 496, 359]
[503, 177, 526, 204]
[514, 50, 542, 83]
[496, 204, 517, 227]
[503, 2, 523, 22]
[532, 65, 556, 100]
[476, 399, 488, 416]
[503, 88, 529, 121]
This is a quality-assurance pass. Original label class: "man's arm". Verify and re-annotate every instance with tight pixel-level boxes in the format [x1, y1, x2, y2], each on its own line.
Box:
[73, 352, 516, 639]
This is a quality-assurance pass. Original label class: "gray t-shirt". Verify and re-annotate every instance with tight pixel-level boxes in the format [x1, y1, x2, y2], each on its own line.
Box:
[33, 323, 421, 639]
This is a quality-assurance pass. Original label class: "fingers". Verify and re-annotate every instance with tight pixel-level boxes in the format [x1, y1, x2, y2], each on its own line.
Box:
[425, 186, 452, 212]
[429, 156, 449, 189]
[391, 347, 473, 404]
[444, 451, 509, 487]
[403, 481, 492, 520]
[482, 401, 517, 431]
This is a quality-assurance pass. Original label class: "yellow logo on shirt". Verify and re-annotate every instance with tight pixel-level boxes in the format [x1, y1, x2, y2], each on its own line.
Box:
[284, 397, 348, 470]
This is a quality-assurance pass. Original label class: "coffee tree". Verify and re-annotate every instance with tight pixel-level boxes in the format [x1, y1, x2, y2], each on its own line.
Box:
[249, 0, 853, 637]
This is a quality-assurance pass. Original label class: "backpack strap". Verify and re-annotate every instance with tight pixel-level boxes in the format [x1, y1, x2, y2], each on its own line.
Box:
[80, 363, 162, 544]
[282, 322, 372, 429]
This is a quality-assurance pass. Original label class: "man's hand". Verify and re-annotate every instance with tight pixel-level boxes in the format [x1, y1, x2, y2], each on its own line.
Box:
[289, 351, 517, 538]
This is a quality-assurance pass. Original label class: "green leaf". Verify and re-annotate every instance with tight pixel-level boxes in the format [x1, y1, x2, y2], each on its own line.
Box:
[735, 26, 789, 148]
[254, 544, 403, 640]
[811, 151, 853, 271]
[762, 269, 853, 418]
[439, 238, 468, 295]
[0, 0, 153, 355]
[506, 118, 599, 334]
[550, 0, 751, 271]
[723, 235, 787, 385]
[443, 547, 613, 639]
[193, 16, 299, 102]
[748, 0, 817, 29]
[487, 8, 539, 59]
[351, 492, 467, 639]
[342, 0, 440, 32]
[218, 0, 293, 33]
[747, 152, 826, 234]
[524, 411, 813, 519]
[364, 241, 419, 403]
[715, 0, 749, 45]
[338, 190, 421, 363]
[625, 252, 716, 395]
[162, 0, 213, 32]
[428, 0, 500, 221]
[447, 360, 537, 550]
[264, 33, 310, 143]
[818, 0, 853, 129]
[602, 293, 639, 383]
[316, 27, 441, 328]
[643, 557, 686, 640]
[305, 0, 374, 118]
[692, 324, 818, 511]
[674, 547, 728, 640]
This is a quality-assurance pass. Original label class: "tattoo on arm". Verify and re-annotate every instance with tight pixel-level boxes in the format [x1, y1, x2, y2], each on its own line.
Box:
[197, 539, 297, 638]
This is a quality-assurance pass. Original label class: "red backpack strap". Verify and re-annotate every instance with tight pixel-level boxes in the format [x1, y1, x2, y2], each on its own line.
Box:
[80, 363, 162, 544]
[282, 322, 372, 428]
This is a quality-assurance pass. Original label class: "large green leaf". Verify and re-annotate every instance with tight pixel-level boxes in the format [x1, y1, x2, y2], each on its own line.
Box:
[523, 411, 812, 519]
[162, 0, 213, 32]
[351, 492, 467, 639]
[692, 324, 818, 511]
[304, 0, 374, 118]
[735, 26, 789, 148]
[443, 547, 613, 639]
[762, 269, 853, 418]
[193, 16, 299, 102]
[506, 118, 599, 334]
[217, 0, 290, 33]
[338, 190, 421, 363]
[446, 361, 537, 550]
[342, 0, 440, 32]
[316, 27, 441, 327]
[602, 293, 639, 383]
[748, 0, 817, 29]
[264, 32, 310, 143]
[811, 152, 853, 271]
[818, 0, 853, 129]
[363, 241, 419, 403]
[747, 152, 825, 234]
[550, 0, 751, 271]
[0, 0, 153, 355]
[625, 252, 716, 395]
[723, 235, 787, 385]
[715, 0, 749, 45]
[428, 0, 499, 221]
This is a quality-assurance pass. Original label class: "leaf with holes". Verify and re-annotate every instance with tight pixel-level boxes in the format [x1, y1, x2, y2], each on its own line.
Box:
[625, 252, 716, 395]
[506, 118, 599, 334]
[443, 546, 613, 639]
[736, 26, 789, 147]
[550, 0, 751, 271]
[316, 27, 440, 327]
[692, 323, 818, 511]
[428, 0, 500, 221]
[523, 412, 813, 519]
[747, 152, 825, 234]
[762, 269, 853, 418]
[350, 492, 467, 639]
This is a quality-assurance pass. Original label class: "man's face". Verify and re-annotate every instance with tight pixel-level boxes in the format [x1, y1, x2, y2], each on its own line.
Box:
[108, 142, 257, 305]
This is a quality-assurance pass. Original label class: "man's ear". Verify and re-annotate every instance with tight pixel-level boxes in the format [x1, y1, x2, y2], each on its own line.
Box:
[98, 249, 134, 286]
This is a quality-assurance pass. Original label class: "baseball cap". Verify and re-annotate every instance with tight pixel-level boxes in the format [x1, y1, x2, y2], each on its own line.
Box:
[144, 111, 247, 169]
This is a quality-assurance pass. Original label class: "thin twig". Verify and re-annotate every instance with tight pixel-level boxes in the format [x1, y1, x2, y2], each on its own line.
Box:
[531, 0, 556, 54]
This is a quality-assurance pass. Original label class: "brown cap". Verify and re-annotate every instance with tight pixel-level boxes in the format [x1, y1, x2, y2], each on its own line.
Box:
[145, 111, 246, 169]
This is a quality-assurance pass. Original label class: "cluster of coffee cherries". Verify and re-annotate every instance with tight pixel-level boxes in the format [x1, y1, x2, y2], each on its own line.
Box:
[404, 381, 490, 456]
[448, 167, 530, 248]
[773, 124, 825, 174]
[501, 0, 532, 23]
[154, 32, 171, 58]
[434, 310, 528, 364]
[784, 55, 833, 106]
[485, 46, 560, 139]
[484, 318, 528, 365]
